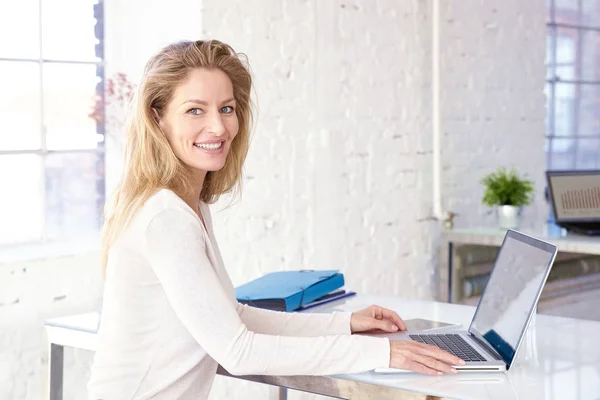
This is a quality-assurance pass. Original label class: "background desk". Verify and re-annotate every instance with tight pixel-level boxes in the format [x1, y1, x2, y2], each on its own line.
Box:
[45, 294, 600, 400]
[440, 227, 600, 303]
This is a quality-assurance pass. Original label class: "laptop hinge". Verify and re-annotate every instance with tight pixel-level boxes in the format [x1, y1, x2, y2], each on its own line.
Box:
[469, 333, 503, 360]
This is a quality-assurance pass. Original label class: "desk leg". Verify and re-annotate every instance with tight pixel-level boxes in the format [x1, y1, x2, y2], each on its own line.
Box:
[278, 387, 288, 400]
[448, 242, 454, 303]
[49, 343, 64, 400]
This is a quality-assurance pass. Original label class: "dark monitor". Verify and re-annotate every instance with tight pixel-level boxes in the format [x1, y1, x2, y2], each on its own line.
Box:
[546, 170, 600, 224]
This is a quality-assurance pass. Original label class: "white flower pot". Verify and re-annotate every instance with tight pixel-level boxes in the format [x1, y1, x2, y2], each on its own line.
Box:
[497, 205, 522, 229]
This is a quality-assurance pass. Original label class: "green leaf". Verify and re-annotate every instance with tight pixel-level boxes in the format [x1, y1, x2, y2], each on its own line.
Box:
[479, 167, 535, 207]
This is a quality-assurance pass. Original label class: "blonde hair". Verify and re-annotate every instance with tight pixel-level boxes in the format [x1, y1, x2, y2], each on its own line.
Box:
[101, 40, 253, 272]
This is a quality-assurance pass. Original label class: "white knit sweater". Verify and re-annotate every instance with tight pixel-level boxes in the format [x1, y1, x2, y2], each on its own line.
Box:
[87, 189, 390, 400]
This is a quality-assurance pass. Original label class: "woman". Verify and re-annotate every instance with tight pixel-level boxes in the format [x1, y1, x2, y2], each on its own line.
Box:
[88, 40, 463, 400]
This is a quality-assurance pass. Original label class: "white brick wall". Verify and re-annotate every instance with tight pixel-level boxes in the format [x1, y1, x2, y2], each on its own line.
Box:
[439, 0, 548, 231]
[204, 0, 440, 303]
[0, 0, 546, 399]
[0, 253, 102, 400]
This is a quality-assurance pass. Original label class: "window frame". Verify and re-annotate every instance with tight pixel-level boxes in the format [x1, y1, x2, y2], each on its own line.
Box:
[0, 0, 105, 250]
[547, 0, 600, 170]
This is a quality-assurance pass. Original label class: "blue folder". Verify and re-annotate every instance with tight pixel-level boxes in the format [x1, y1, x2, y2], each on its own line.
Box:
[235, 270, 345, 312]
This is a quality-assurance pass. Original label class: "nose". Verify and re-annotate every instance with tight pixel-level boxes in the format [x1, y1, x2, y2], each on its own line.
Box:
[206, 110, 226, 137]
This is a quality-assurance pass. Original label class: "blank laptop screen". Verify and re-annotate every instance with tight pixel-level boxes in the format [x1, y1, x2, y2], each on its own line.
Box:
[469, 231, 556, 366]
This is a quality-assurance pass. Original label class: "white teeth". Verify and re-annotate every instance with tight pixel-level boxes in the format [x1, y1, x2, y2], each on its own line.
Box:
[194, 142, 223, 150]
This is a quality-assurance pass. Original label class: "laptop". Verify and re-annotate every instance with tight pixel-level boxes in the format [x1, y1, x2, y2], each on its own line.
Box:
[375, 229, 557, 373]
[546, 169, 600, 235]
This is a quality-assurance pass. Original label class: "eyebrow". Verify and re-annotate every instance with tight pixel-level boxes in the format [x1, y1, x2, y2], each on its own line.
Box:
[181, 97, 235, 106]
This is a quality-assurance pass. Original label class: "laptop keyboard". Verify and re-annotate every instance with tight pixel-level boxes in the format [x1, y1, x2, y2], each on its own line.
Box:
[409, 334, 487, 362]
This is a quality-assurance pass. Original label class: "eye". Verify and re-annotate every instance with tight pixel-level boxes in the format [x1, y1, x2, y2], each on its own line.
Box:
[221, 105, 235, 114]
[187, 108, 202, 115]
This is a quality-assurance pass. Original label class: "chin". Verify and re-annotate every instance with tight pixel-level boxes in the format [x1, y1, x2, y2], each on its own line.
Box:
[193, 161, 227, 172]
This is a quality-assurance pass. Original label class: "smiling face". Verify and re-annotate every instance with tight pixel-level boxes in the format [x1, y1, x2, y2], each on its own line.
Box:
[156, 68, 239, 180]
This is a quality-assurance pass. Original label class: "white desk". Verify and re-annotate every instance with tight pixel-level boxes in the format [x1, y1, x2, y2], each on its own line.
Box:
[440, 226, 600, 303]
[45, 294, 600, 400]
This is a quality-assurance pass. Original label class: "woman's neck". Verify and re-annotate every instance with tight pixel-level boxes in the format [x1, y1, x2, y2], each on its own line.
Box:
[184, 169, 207, 218]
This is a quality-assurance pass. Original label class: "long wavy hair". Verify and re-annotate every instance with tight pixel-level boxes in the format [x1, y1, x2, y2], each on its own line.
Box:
[101, 40, 253, 272]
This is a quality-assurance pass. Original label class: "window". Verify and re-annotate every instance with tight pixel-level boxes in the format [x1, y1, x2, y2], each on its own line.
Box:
[0, 0, 105, 247]
[546, 0, 600, 170]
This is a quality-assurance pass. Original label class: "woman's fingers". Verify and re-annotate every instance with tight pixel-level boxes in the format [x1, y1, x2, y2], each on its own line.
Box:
[380, 308, 406, 331]
[411, 353, 458, 374]
[373, 318, 400, 332]
[389, 341, 465, 375]
[413, 341, 465, 366]
[405, 360, 440, 376]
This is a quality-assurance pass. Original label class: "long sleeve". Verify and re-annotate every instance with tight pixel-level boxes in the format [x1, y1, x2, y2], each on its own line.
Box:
[144, 207, 390, 376]
[236, 303, 353, 336]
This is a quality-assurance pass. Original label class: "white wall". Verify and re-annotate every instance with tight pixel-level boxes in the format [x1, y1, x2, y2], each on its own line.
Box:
[439, 0, 547, 230]
[0, 253, 102, 399]
[204, 0, 547, 300]
[0, 0, 547, 399]
[206, 0, 438, 302]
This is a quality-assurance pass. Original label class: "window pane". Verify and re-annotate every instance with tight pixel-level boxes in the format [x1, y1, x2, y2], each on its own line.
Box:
[575, 139, 600, 169]
[45, 152, 105, 241]
[0, 61, 42, 150]
[554, 29, 577, 81]
[0, 155, 43, 244]
[554, 0, 579, 19]
[550, 138, 576, 169]
[0, 0, 40, 59]
[553, 83, 577, 136]
[556, 29, 577, 64]
[41, 0, 101, 61]
[43, 63, 102, 150]
[581, 29, 600, 81]
[579, 84, 600, 136]
[582, 0, 600, 28]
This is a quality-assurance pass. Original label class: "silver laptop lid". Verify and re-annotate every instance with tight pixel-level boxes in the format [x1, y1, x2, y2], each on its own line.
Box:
[468, 229, 557, 369]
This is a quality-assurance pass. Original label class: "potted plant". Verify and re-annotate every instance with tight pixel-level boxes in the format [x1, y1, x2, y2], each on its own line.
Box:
[480, 167, 535, 229]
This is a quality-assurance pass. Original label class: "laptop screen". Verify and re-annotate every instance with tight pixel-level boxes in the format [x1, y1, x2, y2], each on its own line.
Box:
[547, 170, 600, 223]
[468, 230, 556, 367]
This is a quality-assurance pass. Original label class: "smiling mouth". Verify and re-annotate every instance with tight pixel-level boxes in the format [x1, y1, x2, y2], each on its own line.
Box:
[194, 142, 224, 150]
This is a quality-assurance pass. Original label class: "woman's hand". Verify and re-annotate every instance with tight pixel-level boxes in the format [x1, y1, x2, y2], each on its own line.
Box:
[350, 304, 407, 334]
[389, 340, 465, 375]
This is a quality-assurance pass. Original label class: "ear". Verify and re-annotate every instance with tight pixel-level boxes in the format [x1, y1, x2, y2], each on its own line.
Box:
[151, 107, 162, 127]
